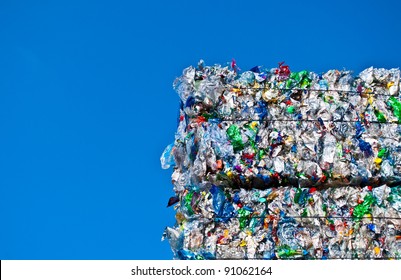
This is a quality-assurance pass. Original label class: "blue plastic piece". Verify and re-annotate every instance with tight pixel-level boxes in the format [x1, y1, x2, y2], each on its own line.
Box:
[185, 96, 195, 108]
[358, 138, 373, 157]
[210, 185, 236, 222]
[355, 121, 364, 138]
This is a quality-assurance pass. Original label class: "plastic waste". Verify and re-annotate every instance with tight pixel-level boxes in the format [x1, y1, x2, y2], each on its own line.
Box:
[162, 61, 401, 259]
[163, 184, 401, 259]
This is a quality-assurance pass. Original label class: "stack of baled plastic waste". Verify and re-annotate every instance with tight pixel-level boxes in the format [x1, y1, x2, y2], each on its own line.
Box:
[161, 60, 401, 259]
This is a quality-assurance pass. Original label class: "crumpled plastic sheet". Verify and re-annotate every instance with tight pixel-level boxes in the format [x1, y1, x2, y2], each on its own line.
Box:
[161, 61, 401, 259]
[163, 184, 401, 259]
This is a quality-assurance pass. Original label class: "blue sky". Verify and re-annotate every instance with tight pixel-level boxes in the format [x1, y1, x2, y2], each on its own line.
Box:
[0, 0, 400, 259]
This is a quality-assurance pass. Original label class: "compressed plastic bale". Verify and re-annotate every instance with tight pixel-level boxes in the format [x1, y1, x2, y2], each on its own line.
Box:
[163, 185, 401, 259]
[162, 61, 401, 260]
[167, 62, 401, 190]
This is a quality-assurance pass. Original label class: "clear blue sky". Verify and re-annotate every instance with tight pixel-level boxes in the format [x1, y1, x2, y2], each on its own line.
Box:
[0, 0, 400, 260]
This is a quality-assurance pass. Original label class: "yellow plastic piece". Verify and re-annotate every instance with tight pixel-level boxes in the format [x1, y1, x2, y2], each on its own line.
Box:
[240, 240, 247, 247]
[365, 88, 372, 94]
[250, 121, 258, 129]
[364, 213, 373, 221]
[374, 158, 382, 165]
[374, 247, 380, 255]
[387, 81, 395, 89]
